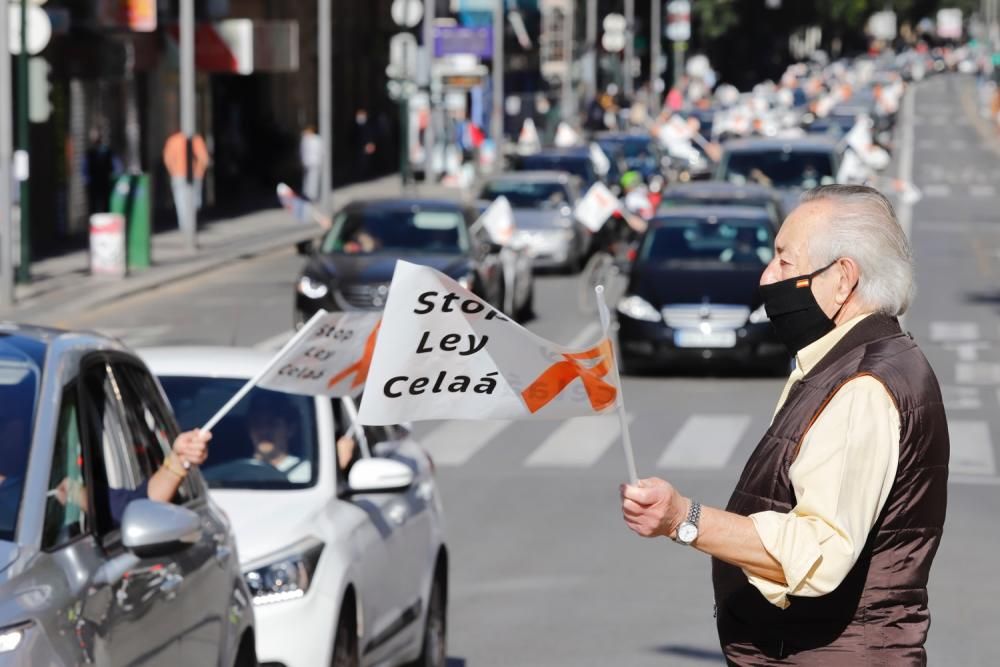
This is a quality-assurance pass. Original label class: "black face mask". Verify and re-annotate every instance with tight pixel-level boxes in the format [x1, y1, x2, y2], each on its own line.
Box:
[759, 261, 849, 355]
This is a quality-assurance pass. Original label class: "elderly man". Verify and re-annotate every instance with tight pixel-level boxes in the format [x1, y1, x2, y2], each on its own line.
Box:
[622, 184, 949, 664]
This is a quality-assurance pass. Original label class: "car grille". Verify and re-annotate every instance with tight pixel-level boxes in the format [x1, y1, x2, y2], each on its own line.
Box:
[661, 304, 751, 330]
[337, 282, 391, 309]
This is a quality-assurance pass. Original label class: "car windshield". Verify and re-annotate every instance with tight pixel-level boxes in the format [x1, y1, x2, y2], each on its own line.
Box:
[321, 207, 469, 255]
[159, 377, 318, 490]
[641, 218, 775, 266]
[517, 156, 595, 184]
[0, 342, 41, 541]
[481, 181, 569, 208]
[721, 149, 835, 189]
[599, 138, 655, 159]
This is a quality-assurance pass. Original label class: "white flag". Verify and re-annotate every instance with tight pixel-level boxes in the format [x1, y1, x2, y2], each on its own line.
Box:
[589, 142, 611, 176]
[476, 196, 517, 246]
[554, 121, 581, 147]
[357, 261, 622, 425]
[574, 182, 622, 232]
[257, 311, 383, 398]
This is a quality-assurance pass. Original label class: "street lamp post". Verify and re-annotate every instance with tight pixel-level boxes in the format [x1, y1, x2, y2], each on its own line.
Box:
[624, 0, 634, 98]
[422, 0, 435, 182]
[179, 0, 197, 251]
[585, 0, 597, 103]
[319, 0, 333, 212]
[650, 0, 662, 115]
[0, 1, 13, 306]
[561, 0, 574, 121]
[16, 0, 30, 282]
[492, 0, 505, 170]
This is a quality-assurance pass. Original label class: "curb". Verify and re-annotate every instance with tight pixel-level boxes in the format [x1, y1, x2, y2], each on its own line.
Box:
[4, 225, 317, 324]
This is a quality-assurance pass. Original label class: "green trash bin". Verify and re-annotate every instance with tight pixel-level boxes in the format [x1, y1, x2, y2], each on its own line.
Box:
[109, 173, 152, 271]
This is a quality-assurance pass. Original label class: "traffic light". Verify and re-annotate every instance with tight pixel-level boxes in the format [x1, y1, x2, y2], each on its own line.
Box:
[27, 56, 52, 123]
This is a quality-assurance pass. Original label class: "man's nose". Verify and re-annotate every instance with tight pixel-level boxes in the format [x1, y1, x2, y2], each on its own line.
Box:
[760, 259, 781, 286]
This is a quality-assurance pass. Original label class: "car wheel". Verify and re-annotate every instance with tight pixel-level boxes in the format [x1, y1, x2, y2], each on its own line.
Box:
[515, 284, 535, 323]
[331, 597, 359, 667]
[411, 572, 447, 667]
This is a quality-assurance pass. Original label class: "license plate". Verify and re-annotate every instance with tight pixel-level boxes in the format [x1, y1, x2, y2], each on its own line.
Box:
[674, 329, 737, 348]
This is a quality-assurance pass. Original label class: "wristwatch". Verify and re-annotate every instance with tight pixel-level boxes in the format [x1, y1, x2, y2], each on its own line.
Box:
[675, 500, 701, 546]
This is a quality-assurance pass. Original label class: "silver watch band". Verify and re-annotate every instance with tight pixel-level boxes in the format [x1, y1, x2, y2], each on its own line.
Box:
[687, 500, 702, 528]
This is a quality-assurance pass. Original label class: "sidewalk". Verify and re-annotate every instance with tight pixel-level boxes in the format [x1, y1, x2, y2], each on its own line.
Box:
[2, 174, 461, 324]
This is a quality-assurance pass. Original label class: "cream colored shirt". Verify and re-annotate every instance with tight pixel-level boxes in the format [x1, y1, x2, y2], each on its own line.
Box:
[746, 313, 900, 609]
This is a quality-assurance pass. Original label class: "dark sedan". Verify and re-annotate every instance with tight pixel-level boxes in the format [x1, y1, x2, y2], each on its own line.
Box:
[512, 147, 601, 188]
[295, 198, 504, 324]
[616, 206, 788, 374]
[593, 131, 665, 183]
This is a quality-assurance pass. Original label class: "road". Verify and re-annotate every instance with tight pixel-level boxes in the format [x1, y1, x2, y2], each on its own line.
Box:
[47, 74, 999, 665]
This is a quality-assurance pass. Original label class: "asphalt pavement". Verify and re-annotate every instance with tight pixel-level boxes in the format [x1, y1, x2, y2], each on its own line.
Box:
[20, 74, 1000, 666]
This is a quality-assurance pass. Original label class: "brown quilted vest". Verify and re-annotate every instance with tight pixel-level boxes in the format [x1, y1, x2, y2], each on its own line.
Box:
[711, 314, 949, 666]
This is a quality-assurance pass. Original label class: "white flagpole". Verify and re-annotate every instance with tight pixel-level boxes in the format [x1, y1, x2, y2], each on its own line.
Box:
[199, 310, 329, 433]
[595, 285, 639, 484]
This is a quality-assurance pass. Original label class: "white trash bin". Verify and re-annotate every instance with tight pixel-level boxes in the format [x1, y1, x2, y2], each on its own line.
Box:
[89, 213, 127, 277]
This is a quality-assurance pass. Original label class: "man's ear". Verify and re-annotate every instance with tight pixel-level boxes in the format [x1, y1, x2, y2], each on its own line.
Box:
[837, 257, 861, 303]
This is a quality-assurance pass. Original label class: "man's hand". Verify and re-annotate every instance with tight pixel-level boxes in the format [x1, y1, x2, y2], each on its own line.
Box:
[620, 478, 689, 539]
[173, 429, 212, 467]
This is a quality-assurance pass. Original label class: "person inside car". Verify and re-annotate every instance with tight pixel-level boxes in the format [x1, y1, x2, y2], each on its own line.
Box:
[52, 429, 211, 526]
[247, 396, 311, 482]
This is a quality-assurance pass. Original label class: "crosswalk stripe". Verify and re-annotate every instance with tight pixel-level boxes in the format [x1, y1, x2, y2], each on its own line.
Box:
[420, 420, 511, 466]
[948, 420, 997, 476]
[941, 385, 982, 411]
[922, 184, 952, 197]
[657, 414, 751, 469]
[929, 321, 979, 343]
[524, 415, 633, 467]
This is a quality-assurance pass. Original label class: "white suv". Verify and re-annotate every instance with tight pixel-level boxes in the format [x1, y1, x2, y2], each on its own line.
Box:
[141, 347, 448, 667]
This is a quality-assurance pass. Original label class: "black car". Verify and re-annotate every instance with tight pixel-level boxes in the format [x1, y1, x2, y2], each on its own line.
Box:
[658, 181, 786, 229]
[616, 206, 788, 374]
[512, 147, 600, 188]
[295, 198, 504, 324]
[593, 131, 665, 183]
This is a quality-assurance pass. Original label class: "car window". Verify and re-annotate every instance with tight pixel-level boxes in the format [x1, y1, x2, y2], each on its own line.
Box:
[320, 207, 470, 255]
[42, 384, 91, 549]
[480, 181, 569, 208]
[721, 150, 835, 189]
[115, 365, 193, 504]
[0, 342, 40, 542]
[159, 376, 318, 490]
[641, 218, 775, 265]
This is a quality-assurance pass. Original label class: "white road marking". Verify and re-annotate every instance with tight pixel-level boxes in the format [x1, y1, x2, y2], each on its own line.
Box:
[949, 139, 968, 150]
[930, 321, 980, 343]
[99, 325, 173, 347]
[922, 184, 952, 198]
[253, 329, 294, 351]
[897, 88, 916, 241]
[941, 385, 982, 411]
[420, 420, 512, 466]
[943, 342, 990, 362]
[657, 414, 752, 469]
[917, 139, 937, 149]
[997, 387, 1000, 409]
[956, 362, 1000, 385]
[969, 184, 997, 198]
[948, 420, 997, 476]
[524, 415, 634, 467]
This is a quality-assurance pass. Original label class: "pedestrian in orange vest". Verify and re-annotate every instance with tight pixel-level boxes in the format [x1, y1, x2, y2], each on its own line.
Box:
[163, 131, 210, 236]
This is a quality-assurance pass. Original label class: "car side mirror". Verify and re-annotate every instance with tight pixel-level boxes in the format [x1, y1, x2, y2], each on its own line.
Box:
[121, 499, 202, 559]
[296, 239, 316, 255]
[346, 458, 414, 495]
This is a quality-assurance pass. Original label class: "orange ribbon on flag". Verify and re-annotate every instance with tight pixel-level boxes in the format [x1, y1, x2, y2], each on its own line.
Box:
[327, 321, 382, 390]
[521, 339, 618, 414]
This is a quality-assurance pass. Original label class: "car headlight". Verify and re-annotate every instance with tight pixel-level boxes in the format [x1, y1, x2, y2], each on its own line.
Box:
[243, 538, 324, 606]
[457, 274, 474, 290]
[0, 622, 30, 654]
[297, 275, 329, 300]
[617, 295, 662, 322]
[748, 304, 769, 324]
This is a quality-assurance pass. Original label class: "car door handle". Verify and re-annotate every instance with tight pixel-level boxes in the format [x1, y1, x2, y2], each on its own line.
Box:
[387, 503, 407, 526]
[159, 572, 184, 599]
[215, 545, 232, 565]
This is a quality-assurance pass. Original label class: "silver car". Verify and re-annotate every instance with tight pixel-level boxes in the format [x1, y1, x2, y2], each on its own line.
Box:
[0, 325, 255, 666]
[478, 170, 589, 272]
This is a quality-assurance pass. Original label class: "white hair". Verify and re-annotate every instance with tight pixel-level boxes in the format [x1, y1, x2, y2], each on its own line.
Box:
[800, 185, 914, 316]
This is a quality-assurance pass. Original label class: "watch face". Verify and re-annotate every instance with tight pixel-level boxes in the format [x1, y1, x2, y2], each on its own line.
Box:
[677, 522, 698, 544]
